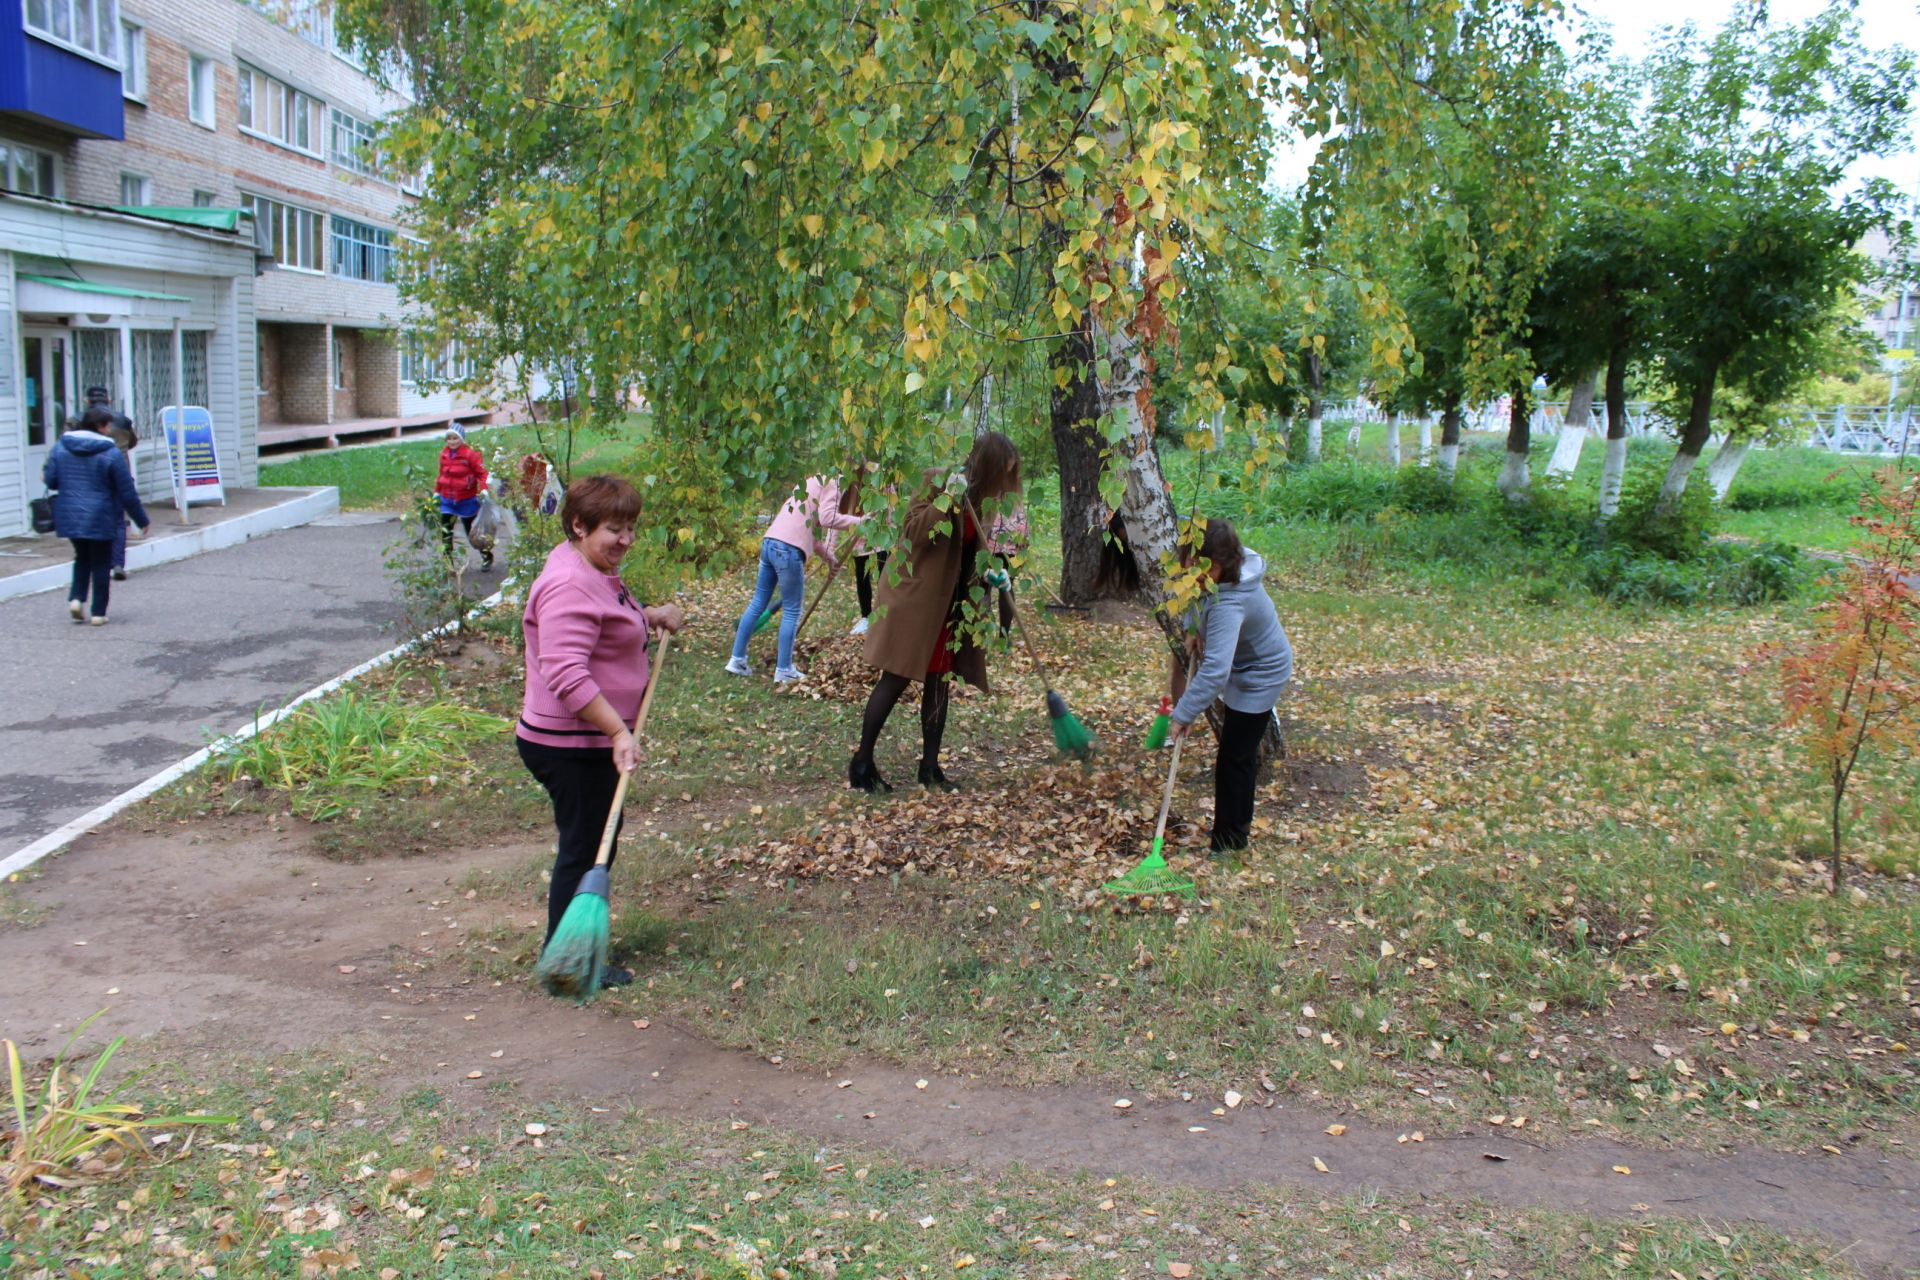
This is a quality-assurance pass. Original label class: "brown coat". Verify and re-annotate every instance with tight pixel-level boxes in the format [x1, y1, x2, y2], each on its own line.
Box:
[862, 491, 990, 692]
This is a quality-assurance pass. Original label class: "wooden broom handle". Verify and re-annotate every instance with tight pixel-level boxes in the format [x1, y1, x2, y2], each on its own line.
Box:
[794, 557, 843, 645]
[964, 496, 1054, 692]
[592, 629, 673, 868]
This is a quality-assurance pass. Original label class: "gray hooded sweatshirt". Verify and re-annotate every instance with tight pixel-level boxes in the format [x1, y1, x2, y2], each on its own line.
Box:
[1171, 549, 1293, 725]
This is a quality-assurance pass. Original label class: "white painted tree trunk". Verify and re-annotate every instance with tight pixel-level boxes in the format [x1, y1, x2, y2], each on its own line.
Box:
[1497, 450, 1531, 503]
[1598, 436, 1628, 519]
[1545, 371, 1596, 477]
[1385, 412, 1401, 466]
[1656, 449, 1701, 515]
[1704, 438, 1753, 501]
[1306, 412, 1323, 462]
[1438, 442, 1459, 480]
[1418, 417, 1433, 466]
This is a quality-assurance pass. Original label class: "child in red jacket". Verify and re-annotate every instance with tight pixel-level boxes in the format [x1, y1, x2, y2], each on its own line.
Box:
[434, 424, 492, 570]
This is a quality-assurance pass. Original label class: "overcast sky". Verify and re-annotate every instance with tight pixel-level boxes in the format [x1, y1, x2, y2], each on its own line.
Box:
[1269, 0, 1920, 197]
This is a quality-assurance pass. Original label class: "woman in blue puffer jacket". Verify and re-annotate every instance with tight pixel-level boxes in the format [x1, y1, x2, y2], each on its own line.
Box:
[44, 405, 150, 626]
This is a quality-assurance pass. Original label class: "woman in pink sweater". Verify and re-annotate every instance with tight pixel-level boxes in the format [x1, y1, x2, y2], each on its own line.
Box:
[518, 475, 683, 985]
[726, 474, 864, 684]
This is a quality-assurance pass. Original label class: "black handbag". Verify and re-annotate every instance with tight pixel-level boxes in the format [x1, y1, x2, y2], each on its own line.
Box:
[31, 490, 55, 535]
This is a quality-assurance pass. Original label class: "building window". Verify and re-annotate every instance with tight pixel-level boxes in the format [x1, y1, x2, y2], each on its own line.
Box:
[188, 54, 217, 128]
[118, 172, 150, 205]
[23, 0, 119, 65]
[250, 0, 331, 48]
[330, 215, 394, 284]
[120, 21, 145, 99]
[0, 141, 59, 197]
[329, 108, 384, 179]
[192, 188, 216, 207]
[242, 193, 324, 272]
[401, 336, 471, 387]
[237, 65, 323, 156]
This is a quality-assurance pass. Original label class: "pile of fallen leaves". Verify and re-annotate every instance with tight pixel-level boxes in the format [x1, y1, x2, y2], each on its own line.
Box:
[731, 757, 1213, 901]
[786, 635, 910, 706]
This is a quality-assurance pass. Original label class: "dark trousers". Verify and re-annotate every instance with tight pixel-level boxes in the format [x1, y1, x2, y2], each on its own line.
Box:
[1212, 706, 1270, 852]
[439, 512, 477, 560]
[517, 737, 624, 943]
[111, 518, 127, 571]
[854, 551, 888, 617]
[68, 538, 113, 618]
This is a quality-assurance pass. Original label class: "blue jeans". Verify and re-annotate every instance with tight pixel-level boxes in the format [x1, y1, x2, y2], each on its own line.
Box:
[731, 537, 806, 670]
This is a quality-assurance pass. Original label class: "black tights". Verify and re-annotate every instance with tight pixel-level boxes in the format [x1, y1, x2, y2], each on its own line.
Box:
[855, 671, 949, 769]
[854, 551, 888, 617]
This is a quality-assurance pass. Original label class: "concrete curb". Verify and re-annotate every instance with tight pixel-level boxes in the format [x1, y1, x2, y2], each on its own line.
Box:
[0, 587, 506, 882]
[0, 486, 341, 602]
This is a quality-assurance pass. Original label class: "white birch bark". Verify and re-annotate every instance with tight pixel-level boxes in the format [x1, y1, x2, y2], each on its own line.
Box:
[1092, 312, 1176, 603]
[1599, 436, 1628, 518]
[1385, 411, 1401, 466]
[1306, 412, 1323, 462]
[1704, 438, 1753, 501]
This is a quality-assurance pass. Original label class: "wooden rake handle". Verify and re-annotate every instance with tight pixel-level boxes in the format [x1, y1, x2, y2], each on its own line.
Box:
[592, 629, 673, 868]
[1152, 735, 1185, 848]
[793, 557, 844, 646]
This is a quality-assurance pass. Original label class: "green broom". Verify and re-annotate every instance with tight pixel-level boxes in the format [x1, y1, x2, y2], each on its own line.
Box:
[534, 630, 673, 1001]
[751, 595, 781, 635]
[1104, 734, 1197, 897]
[1008, 595, 1094, 760]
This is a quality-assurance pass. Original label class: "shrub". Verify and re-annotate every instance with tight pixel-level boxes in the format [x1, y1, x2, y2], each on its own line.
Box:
[1606, 464, 1719, 561]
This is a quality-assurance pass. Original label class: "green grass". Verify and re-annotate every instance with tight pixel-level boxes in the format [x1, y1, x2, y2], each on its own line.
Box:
[1, 1055, 1861, 1279]
[260, 417, 655, 510]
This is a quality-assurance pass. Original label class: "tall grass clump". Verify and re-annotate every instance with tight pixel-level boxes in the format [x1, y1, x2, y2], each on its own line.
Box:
[216, 689, 509, 819]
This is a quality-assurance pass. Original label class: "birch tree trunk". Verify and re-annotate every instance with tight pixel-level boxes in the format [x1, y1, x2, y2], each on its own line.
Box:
[1705, 436, 1753, 501]
[1496, 385, 1531, 503]
[1385, 411, 1401, 466]
[1418, 415, 1433, 466]
[1599, 338, 1630, 519]
[1438, 404, 1462, 482]
[1545, 368, 1597, 477]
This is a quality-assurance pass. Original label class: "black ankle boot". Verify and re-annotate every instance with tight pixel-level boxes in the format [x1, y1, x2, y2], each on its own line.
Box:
[917, 760, 959, 792]
[848, 755, 892, 793]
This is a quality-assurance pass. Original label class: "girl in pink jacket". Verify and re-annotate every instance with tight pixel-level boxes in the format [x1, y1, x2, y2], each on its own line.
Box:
[727, 474, 863, 684]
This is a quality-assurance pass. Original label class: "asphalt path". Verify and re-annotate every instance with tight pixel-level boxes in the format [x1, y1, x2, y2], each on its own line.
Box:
[0, 515, 458, 853]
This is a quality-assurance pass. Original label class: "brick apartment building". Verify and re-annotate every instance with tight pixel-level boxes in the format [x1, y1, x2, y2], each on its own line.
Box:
[0, 0, 485, 537]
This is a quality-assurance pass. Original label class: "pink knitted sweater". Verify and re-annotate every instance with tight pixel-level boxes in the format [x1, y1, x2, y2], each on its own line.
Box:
[517, 541, 653, 749]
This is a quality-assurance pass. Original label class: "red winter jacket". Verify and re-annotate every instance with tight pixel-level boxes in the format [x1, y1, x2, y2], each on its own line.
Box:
[435, 443, 488, 502]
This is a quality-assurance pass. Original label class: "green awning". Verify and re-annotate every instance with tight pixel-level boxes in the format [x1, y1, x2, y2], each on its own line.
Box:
[110, 206, 247, 232]
[18, 274, 192, 303]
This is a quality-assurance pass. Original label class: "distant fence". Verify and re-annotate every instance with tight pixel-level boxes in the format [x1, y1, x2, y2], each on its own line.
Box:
[1323, 400, 1916, 456]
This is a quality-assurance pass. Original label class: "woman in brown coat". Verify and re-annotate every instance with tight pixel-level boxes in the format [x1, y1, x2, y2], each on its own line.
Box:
[850, 432, 1023, 792]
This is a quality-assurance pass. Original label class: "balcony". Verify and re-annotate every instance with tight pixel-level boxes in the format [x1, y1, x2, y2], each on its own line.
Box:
[0, 3, 125, 139]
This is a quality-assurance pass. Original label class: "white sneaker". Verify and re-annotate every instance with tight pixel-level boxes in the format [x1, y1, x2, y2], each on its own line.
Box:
[849, 616, 869, 636]
[68, 599, 83, 622]
[725, 655, 753, 677]
[773, 666, 806, 685]
[89, 615, 109, 627]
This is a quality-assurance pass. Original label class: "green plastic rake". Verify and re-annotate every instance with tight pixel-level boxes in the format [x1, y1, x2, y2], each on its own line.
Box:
[1104, 736, 1196, 898]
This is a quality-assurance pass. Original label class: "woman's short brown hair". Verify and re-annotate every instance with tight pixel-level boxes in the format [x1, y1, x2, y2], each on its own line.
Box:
[560, 474, 642, 540]
[1191, 517, 1245, 584]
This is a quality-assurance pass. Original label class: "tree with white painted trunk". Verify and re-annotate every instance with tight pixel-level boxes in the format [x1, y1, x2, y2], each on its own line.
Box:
[1544, 371, 1596, 477]
[1637, 9, 1913, 517]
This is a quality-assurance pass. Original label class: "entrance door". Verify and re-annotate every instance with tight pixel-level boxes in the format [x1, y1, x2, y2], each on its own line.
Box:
[22, 329, 72, 499]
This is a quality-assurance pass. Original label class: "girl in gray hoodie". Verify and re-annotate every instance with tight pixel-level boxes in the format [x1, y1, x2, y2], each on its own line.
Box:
[1169, 518, 1293, 852]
